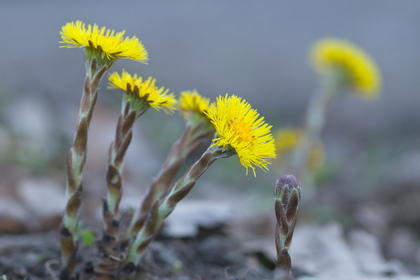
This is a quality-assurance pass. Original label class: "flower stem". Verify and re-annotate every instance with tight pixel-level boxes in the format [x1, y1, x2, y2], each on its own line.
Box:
[123, 145, 227, 272]
[102, 98, 147, 256]
[127, 120, 213, 238]
[291, 68, 339, 200]
[60, 51, 114, 276]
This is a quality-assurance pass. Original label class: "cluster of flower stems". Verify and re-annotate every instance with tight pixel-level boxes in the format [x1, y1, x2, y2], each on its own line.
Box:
[58, 49, 305, 280]
[59, 49, 222, 280]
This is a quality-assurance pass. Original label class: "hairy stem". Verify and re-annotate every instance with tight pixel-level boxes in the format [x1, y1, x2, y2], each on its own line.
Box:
[124, 145, 227, 270]
[102, 100, 147, 256]
[292, 68, 343, 205]
[127, 121, 212, 238]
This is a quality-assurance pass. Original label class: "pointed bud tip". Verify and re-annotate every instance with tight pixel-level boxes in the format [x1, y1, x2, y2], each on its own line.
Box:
[274, 174, 301, 199]
[276, 175, 300, 188]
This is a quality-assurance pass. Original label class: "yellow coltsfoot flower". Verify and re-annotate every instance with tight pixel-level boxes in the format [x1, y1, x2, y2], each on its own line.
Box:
[178, 90, 211, 119]
[178, 90, 214, 133]
[108, 70, 177, 113]
[310, 38, 381, 98]
[205, 94, 276, 176]
[60, 20, 148, 63]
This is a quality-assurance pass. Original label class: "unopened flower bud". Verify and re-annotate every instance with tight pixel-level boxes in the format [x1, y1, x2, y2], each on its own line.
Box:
[274, 175, 301, 226]
[274, 174, 301, 276]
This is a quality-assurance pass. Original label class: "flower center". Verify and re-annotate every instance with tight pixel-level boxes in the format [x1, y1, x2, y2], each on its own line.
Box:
[230, 117, 254, 144]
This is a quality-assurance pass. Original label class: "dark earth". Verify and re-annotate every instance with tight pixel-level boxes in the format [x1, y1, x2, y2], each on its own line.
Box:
[0, 226, 277, 280]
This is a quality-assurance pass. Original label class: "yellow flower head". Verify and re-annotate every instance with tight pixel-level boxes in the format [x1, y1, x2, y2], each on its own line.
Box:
[178, 90, 210, 119]
[310, 38, 381, 98]
[205, 94, 276, 176]
[60, 20, 148, 63]
[108, 70, 177, 114]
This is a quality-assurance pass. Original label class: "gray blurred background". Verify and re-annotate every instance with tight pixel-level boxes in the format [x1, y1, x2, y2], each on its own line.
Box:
[2, 0, 420, 129]
[1, 1, 419, 184]
[1, 1, 420, 208]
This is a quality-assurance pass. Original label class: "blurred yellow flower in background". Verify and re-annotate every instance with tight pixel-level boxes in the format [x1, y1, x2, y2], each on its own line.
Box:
[178, 90, 211, 119]
[108, 70, 177, 113]
[276, 127, 325, 171]
[310, 38, 381, 98]
[60, 20, 148, 63]
[276, 127, 304, 155]
[307, 140, 325, 171]
[205, 94, 276, 176]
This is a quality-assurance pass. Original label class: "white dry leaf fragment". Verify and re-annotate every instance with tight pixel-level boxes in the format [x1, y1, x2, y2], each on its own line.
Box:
[164, 200, 236, 238]
[291, 223, 361, 278]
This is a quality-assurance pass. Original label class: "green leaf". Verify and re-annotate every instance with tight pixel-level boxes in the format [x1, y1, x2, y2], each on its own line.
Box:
[81, 230, 95, 247]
